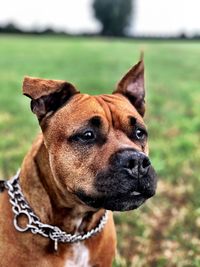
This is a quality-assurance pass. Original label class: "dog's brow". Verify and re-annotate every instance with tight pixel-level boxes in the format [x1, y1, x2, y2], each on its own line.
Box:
[129, 116, 137, 126]
[89, 116, 102, 127]
[94, 96, 113, 127]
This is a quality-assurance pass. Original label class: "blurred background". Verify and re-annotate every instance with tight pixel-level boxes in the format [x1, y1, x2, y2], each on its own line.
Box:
[0, 0, 200, 266]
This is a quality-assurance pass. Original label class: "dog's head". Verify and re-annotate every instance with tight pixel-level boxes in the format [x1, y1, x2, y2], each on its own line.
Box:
[23, 59, 157, 211]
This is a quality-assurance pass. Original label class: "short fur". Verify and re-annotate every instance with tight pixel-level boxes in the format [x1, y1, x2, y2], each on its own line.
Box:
[0, 59, 156, 267]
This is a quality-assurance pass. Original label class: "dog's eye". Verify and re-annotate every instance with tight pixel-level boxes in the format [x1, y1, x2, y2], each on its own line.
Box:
[74, 130, 96, 144]
[69, 130, 96, 144]
[135, 128, 147, 140]
[81, 131, 95, 140]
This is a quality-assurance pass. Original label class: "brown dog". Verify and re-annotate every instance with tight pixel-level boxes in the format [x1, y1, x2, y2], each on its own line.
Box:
[0, 59, 157, 267]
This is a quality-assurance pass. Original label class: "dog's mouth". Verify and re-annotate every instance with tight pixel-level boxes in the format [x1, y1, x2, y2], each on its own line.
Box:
[75, 161, 157, 211]
[75, 188, 155, 211]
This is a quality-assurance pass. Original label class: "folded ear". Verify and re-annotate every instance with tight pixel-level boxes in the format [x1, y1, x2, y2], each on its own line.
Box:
[23, 76, 79, 121]
[113, 59, 145, 116]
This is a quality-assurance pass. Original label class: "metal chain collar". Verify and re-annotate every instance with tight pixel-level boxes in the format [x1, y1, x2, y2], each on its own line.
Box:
[5, 170, 108, 251]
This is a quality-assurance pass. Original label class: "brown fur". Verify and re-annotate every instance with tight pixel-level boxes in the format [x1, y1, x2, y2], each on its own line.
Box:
[0, 59, 152, 267]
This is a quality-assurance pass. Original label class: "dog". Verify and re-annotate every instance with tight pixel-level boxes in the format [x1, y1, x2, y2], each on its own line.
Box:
[0, 58, 157, 267]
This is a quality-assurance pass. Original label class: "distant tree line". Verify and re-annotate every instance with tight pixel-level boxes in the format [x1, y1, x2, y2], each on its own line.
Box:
[1, 22, 200, 40]
[0, 23, 68, 35]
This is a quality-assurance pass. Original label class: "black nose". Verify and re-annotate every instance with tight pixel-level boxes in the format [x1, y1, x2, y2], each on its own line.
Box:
[112, 149, 151, 176]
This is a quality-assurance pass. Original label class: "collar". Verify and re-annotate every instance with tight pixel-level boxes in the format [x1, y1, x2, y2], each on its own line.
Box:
[4, 170, 108, 251]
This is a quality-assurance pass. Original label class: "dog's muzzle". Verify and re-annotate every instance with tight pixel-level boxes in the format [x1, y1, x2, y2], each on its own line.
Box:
[76, 149, 157, 211]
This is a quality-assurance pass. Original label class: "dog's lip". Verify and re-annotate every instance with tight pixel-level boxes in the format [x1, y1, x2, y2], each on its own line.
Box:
[130, 191, 141, 196]
[75, 189, 149, 211]
[76, 189, 147, 203]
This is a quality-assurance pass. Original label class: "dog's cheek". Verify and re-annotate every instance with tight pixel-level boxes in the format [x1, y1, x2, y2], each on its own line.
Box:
[48, 144, 95, 194]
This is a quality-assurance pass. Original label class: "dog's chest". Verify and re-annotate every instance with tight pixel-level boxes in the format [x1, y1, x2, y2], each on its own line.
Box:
[65, 242, 91, 267]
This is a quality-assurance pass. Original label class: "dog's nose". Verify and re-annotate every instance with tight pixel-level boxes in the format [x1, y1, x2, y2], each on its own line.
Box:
[112, 149, 151, 177]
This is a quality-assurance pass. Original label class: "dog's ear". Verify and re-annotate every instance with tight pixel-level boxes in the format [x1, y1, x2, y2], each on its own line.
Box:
[23, 76, 79, 121]
[113, 59, 145, 116]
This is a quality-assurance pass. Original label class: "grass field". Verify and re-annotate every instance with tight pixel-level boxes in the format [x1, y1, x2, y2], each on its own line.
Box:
[0, 35, 200, 266]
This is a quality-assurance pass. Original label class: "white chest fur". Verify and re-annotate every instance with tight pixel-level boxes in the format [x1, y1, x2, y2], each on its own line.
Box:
[65, 242, 91, 267]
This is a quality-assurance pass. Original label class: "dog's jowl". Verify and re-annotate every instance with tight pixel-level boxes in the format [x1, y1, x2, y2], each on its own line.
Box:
[0, 59, 157, 267]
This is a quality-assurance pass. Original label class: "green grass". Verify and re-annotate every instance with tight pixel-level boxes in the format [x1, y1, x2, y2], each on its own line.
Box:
[0, 35, 200, 266]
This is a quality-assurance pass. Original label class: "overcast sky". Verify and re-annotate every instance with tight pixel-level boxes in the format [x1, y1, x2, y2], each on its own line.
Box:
[0, 0, 200, 36]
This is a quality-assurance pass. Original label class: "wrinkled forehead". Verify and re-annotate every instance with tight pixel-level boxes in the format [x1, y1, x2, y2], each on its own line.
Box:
[96, 94, 144, 123]
[48, 93, 144, 131]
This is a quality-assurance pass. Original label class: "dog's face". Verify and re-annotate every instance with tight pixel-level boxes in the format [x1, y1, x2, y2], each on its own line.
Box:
[23, 59, 157, 211]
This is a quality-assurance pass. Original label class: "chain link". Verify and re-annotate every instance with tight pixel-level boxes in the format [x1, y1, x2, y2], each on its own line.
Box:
[5, 171, 108, 248]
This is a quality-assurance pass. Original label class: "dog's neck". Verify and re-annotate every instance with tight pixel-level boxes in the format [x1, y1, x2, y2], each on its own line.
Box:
[19, 134, 101, 235]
